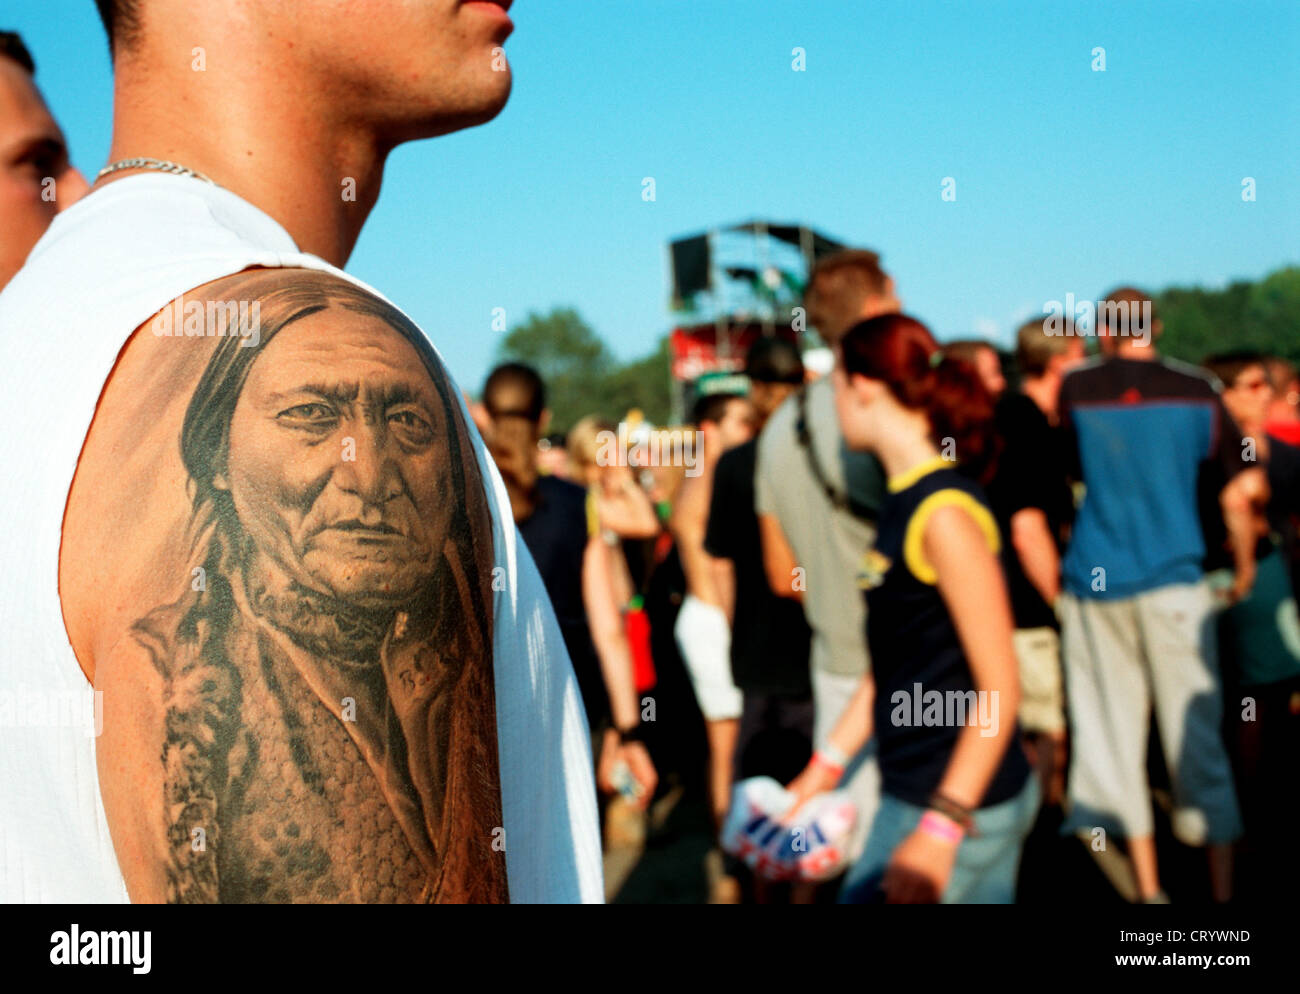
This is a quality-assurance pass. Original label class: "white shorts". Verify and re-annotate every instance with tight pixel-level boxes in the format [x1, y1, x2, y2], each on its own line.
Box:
[674, 595, 743, 721]
[1059, 583, 1242, 846]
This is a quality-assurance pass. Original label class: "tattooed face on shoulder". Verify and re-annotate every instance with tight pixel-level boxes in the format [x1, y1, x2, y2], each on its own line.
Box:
[94, 269, 508, 903]
[221, 309, 453, 608]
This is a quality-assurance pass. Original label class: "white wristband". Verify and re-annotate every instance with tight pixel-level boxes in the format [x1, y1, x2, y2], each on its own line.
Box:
[819, 741, 850, 769]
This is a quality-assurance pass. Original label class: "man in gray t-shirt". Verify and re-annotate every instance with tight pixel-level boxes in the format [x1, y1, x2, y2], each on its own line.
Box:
[756, 377, 882, 680]
[755, 248, 899, 858]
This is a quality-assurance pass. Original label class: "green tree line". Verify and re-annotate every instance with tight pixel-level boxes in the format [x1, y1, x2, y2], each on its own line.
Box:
[1157, 266, 1300, 366]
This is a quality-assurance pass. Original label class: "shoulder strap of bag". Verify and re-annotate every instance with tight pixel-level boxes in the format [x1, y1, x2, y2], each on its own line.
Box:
[794, 385, 876, 523]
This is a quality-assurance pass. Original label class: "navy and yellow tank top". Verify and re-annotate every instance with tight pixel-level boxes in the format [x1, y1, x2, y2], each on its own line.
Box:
[858, 456, 1030, 809]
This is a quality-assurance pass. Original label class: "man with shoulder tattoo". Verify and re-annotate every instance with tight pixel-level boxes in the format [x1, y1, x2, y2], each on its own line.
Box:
[0, 0, 601, 903]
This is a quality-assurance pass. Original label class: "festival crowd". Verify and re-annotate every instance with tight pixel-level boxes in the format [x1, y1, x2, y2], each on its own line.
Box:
[473, 250, 1300, 904]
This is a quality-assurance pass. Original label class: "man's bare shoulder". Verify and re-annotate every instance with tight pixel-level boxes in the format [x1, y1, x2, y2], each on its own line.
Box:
[63, 266, 508, 903]
[61, 268, 388, 667]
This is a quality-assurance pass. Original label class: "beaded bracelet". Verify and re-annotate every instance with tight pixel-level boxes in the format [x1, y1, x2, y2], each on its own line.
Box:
[927, 792, 979, 838]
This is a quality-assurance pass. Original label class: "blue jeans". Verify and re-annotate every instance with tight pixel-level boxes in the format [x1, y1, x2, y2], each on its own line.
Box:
[839, 777, 1040, 903]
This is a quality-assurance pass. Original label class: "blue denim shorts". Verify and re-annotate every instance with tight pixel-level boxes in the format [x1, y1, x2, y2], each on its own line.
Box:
[839, 777, 1040, 904]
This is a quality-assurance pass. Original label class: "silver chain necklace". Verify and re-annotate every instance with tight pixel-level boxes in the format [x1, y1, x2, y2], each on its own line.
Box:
[95, 157, 216, 186]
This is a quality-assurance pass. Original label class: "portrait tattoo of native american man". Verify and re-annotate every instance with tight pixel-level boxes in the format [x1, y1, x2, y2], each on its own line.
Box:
[128, 271, 507, 903]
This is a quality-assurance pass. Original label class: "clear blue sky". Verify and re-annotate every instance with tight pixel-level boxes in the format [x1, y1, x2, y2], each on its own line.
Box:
[9, 0, 1298, 390]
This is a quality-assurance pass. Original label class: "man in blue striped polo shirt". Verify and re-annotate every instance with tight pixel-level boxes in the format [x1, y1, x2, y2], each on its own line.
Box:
[1057, 287, 1267, 904]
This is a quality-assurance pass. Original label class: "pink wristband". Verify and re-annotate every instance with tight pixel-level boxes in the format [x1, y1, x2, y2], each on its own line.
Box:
[919, 810, 964, 844]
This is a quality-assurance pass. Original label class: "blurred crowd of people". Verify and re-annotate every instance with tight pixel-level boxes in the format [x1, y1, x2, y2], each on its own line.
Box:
[473, 248, 1300, 905]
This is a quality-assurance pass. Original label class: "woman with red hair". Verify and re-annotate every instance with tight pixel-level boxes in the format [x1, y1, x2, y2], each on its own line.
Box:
[785, 313, 1037, 903]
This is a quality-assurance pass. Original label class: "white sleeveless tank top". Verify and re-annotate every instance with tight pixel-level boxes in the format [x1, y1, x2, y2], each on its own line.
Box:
[0, 174, 601, 902]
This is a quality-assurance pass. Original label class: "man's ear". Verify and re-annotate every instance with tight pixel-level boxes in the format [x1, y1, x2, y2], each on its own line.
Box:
[884, 276, 901, 312]
[539, 408, 552, 437]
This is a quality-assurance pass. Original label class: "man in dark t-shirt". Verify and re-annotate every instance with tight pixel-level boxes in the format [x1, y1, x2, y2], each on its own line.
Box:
[517, 473, 609, 727]
[981, 319, 1083, 804]
[704, 339, 814, 788]
[482, 363, 657, 806]
[987, 392, 1067, 628]
[706, 439, 814, 782]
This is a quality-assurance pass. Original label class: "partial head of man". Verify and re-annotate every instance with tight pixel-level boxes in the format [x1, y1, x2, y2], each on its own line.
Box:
[482, 361, 547, 488]
[484, 362, 547, 431]
[93, 0, 515, 141]
[745, 336, 804, 427]
[0, 31, 87, 290]
[944, 339, 1007, 398]
[1096, 286, 1161, 353]
[692, 390, 756, 455]
[803, 248, 900, 345]
[1016, 316, 1084, 383]
[1204, 350, 1271, 435]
